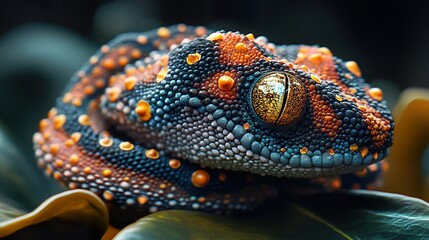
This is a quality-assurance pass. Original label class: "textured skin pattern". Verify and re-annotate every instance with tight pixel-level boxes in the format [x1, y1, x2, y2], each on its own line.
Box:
[33, 25, 393, 217]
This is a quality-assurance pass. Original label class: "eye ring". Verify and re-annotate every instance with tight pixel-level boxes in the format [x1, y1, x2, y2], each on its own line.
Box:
[250, 72, 306, 126]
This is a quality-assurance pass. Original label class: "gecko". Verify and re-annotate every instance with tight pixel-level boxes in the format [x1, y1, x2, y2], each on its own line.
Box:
[33, 24, 394, 224]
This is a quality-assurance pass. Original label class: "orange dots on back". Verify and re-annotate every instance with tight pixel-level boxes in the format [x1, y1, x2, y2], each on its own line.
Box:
[216, 32, 266, 66]
[192, 169, 210, 188]
[201, 71, 238, 100]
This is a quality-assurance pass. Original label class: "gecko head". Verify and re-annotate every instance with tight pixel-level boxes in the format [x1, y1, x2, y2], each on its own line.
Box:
[142, 30, 394, 178]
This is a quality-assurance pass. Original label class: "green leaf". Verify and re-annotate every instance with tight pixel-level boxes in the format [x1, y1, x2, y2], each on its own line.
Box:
[114, 190, 429, 240]
[0, 189, 109, 240]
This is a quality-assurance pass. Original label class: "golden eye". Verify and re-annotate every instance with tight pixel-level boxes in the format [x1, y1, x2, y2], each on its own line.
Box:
[251, 72, 306, 126]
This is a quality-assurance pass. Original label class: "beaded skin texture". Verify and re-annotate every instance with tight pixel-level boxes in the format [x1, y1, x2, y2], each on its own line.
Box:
[33, 24, 394, 218]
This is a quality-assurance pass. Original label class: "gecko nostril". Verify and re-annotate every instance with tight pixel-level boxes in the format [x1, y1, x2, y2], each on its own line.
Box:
[251, 72, 306, 126]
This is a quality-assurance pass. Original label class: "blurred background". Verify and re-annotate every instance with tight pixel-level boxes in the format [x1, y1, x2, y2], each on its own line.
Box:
[0, 0, 428, 196]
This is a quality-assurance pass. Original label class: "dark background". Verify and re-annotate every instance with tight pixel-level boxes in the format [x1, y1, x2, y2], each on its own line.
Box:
[0, 0, 428, 159]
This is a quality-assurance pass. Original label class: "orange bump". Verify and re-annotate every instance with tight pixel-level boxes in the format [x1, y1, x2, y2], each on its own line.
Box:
[62, 93, 73, 103]
[39, 119, 49, 130]
[345, 61, 362, 77]
[103, 190, 115, 201]
[243, 122, 251, 130]
[119, 141, 134, 151]
[335, 95, 343, 102]
[219, 172, 227, 182]
[207, 32, 224, 41]
[245, 33, 255, 40]
[102, 169, 112, 177]
[195, 26, 207, 36]
[310, 74, 322, 83]
[89, 56, 99, 64]
[131, 49, 142, 59]
[308, 53, 323, 64]
[84, 86, 95, 95]
[124, 76, 137, 91]
[50, 144, 60, 155]
[72, 98, 82, 107]
[64, 139, 75, 147]
[192, 169, 210, 188]
[102, 58, 116, 70]
[137, 35, 148, 44]
[106, 87, 121, 102]
[48, 108, 58, 118]
[99, 137, 113, 147]
[138, 195, 148, 205]
[368, 87, 383, 101]
[156, 67, 168, 83]
[349, 144, 359, 151]
[53, 114, 67, 130]
[361, 147, 369, 158]
[70, 132, 82, 143]
[318, 47, 332, 56]
[234, 42, 247, 52]
[177, 23, 187, 32]
[186, 53, 201, 65]
[300, 147, 308, 154]
[217, 75, 235, 91]
[157, 27, 171, 38]
[83, 167, 92, 174]
[145, 149, 160, 160]
[135, 100, 151, 121]
[118, 56, 129, 67]
[328, 148, 335, 155]
[78, 114, 90, 126]
[169, 159, 181, 169]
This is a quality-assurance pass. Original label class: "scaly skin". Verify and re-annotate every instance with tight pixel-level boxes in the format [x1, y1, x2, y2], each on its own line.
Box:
[33, 24, 393, 220]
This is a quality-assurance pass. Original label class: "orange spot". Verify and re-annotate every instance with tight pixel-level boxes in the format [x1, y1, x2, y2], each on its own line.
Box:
[118, 56, 129, 67]
[234, 42, 247, 52]
[102, 169, 112, 177]
[207, 32, 224, 41]
[177, 23, 187, 32]
[84, 86, 95, 95]
[219, 172, 227, 182]
[137, 195, 148, 205]
[345, 61, 362, 77]
[280, 147, 286, 153]
[69, 149, 79, 159]
[243, 123, 251, 130]
[169, 159, 181, 169]
[159, 183, 167, 189]
[157, 27, 171, 38]
[83, 167, 92, 174]
[72, 98, 82, 107]
[131, 49, 142, 59]
[39, 119, 49, 130]
[53, 114, 66, 129]
[368, 88, 383, 101]
[124, 77, 137, 91]
[156, 67, 168, 83]
[102, 58, 116, 70]
[330, 178, 342, 190]
[308, 53, 323, 64]
[300, 147, 308, 154]
[103, 191, 115, 201]
[335, 95, 343, 102]
[64, 139, 75, 147]
[186, 53, 201, 65]
[192, 170, 210, 188]
[328, 148, 335, 155]
[78, 114, 90, 126]
[99, 137, 113, 147]
[217, 75, 235, 91]
[245, 33, 254, 40]
[135, 100, 151, 121]
[349, 144, 359, 151]
[62, 93, 73, 103]
[195, 26, 207, 36]
[119, 141, 134, 151]
[145, 149, 159, 160]
[311, 74, 322, 83]
[100, 45, 110, 53]
[137, 35, 148, 44]
[361, 147, 369, 158]
[50, 144, 60, 155]
[106, 87, 121, 102]
[70, 132, 82, 143]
